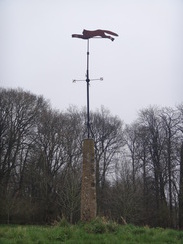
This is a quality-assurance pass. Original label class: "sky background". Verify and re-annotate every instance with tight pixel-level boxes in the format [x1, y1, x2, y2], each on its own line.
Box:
[0, 0, 183, 123]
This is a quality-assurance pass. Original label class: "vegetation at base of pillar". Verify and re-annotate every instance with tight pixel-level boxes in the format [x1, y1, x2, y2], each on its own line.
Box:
[0, 87, 183, 228]
[1, 219, 183, 243]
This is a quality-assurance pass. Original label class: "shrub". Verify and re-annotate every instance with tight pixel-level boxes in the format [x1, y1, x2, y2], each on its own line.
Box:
[84, 217, 119, 234]
[52, 217, 70, 228]
[58, 217, 70, 228]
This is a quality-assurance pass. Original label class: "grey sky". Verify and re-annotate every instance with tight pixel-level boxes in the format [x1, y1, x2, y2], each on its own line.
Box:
[0, 0, 183, 123]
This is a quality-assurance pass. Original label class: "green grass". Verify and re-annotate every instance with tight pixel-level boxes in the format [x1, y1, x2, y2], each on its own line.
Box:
[0, 219, 183, 243]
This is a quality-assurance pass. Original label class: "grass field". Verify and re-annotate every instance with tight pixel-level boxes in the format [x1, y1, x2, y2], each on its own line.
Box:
[0, 218, 183, 243]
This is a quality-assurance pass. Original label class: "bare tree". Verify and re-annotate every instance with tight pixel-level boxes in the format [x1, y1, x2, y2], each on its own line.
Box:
[124, 123, 142, 188]
[56, 166, 81, 223]
[178, 104, 183, 229]
[30, 109, 69, 222]
[0, 88, 47, 223]
[90, 107, 124, 215]
[138, 107, 168, 226]
[160, 107, 180, 227]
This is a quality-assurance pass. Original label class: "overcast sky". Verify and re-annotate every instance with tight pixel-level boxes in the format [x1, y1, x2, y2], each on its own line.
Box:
[0, 0, 183, 123]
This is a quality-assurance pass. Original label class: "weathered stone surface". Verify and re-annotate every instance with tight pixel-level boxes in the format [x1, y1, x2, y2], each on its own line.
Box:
[81, 139, 97, 221]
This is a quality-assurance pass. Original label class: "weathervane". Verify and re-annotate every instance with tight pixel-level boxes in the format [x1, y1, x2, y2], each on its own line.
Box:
[72, 29, 118, 138]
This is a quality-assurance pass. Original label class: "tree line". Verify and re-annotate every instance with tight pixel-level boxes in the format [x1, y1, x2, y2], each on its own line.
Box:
[0, 87, 183, 228]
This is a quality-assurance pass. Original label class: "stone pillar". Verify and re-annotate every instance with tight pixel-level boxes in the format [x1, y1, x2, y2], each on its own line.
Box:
[81, 138, 97, 221]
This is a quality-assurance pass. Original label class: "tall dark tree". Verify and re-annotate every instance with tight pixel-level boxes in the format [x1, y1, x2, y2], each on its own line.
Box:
[179, 142, 183, 229]
[138, 107, 168, 226]
[124, 123, 142, 188]
[178, 104, 183, 229]
[160, 108, 180, 227]
[90, 107, 124, 215]
[0, 88, 47, 223]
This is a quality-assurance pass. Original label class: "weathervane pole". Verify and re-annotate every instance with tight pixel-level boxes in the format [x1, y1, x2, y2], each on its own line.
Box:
[72, 29, 118, 139]
[86, 39, 90, 138]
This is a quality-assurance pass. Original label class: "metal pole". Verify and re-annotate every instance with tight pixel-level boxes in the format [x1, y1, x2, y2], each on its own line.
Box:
[86, 39, 90, 138]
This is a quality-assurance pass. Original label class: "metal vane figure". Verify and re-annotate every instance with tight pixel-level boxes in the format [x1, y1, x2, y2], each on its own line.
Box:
[72, 29, 118, 41]
[72, 29, 118, 138]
